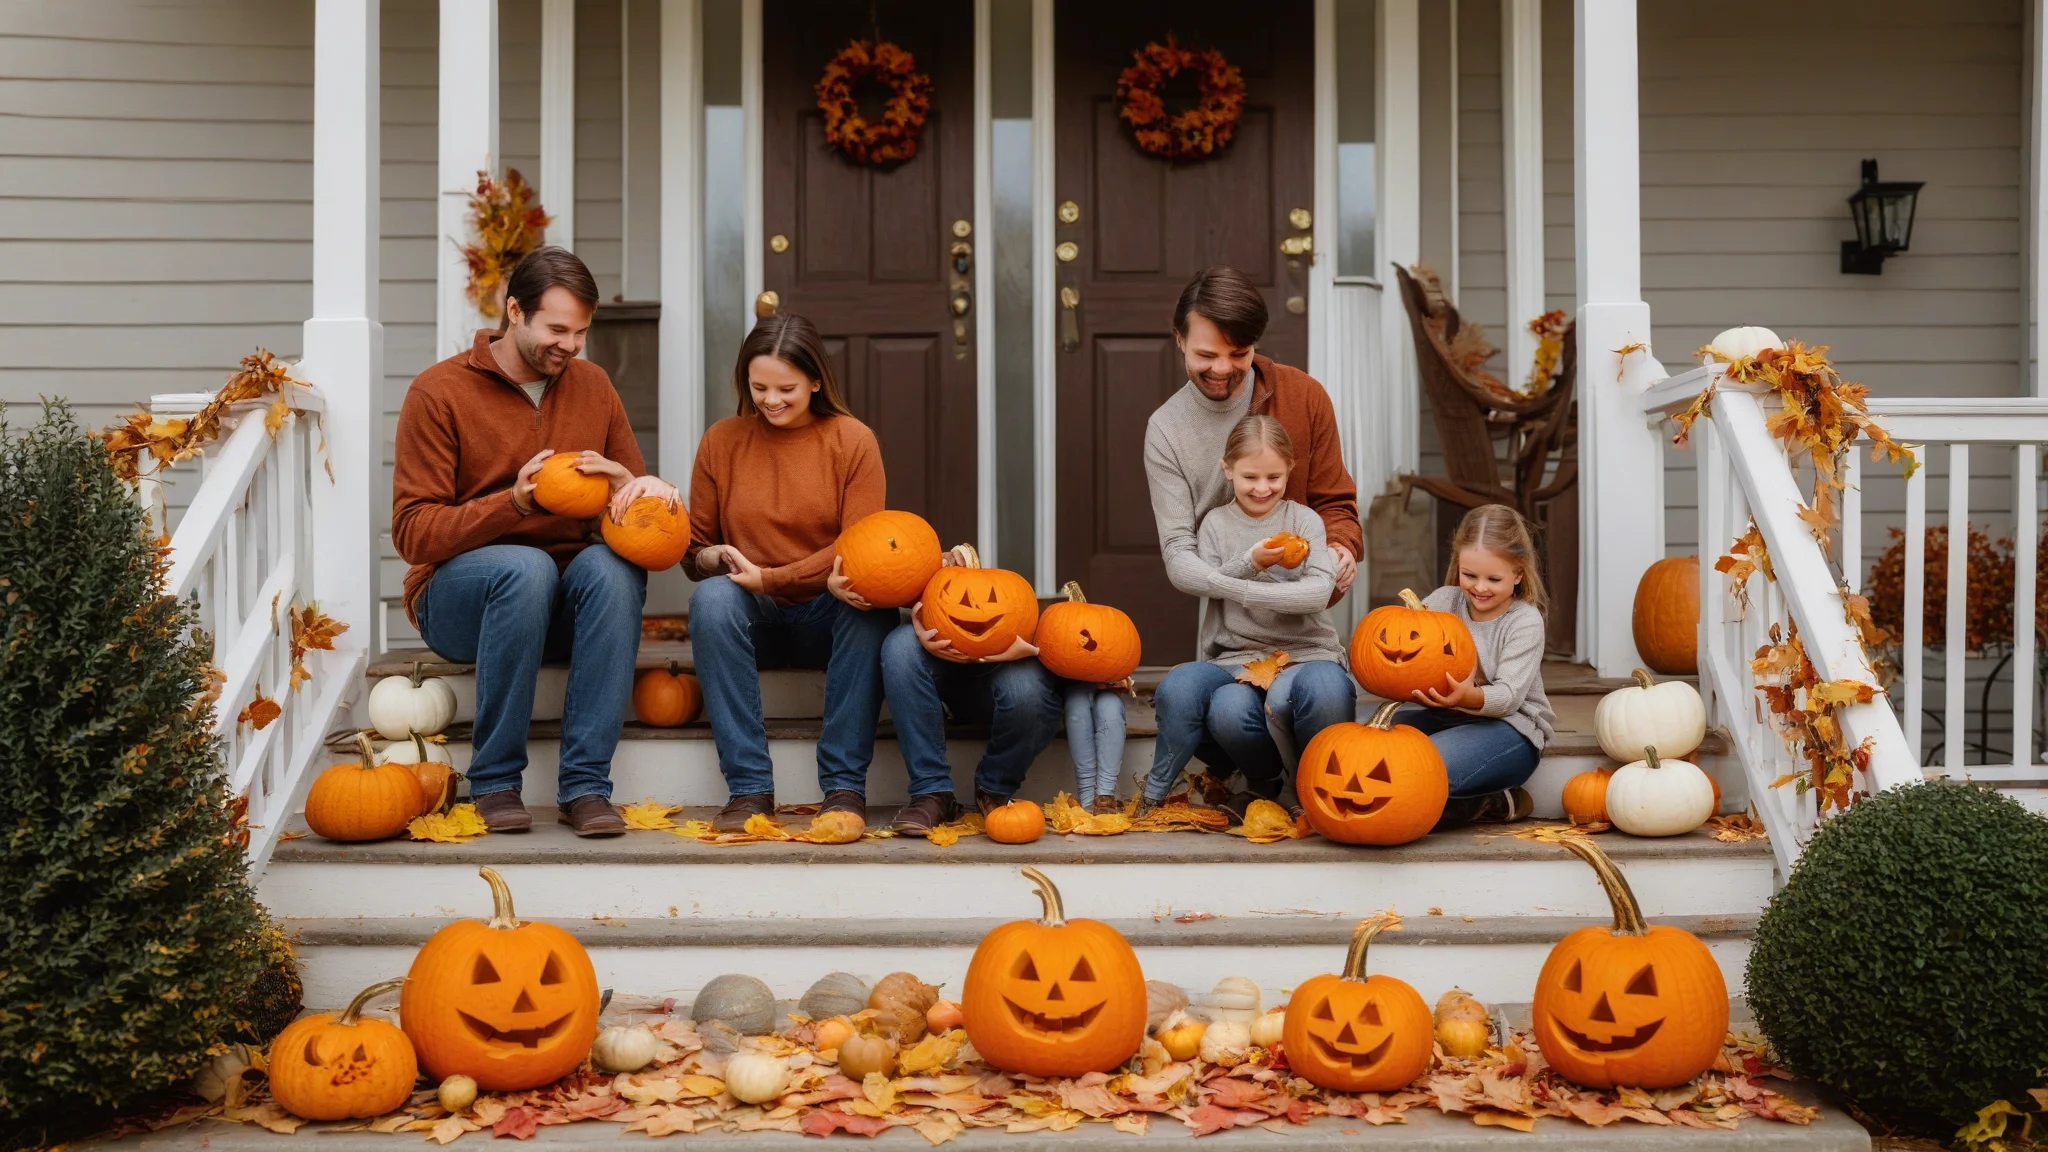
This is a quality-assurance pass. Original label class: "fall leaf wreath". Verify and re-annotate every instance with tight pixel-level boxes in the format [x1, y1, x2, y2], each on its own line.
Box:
[1116, 37, 1246, 161]
[814, 39, 933, 166]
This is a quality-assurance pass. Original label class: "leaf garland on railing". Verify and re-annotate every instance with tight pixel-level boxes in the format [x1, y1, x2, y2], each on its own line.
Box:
[1748, 621, 1878, 811]
[96, 350, 313, 482]
[288, 601, 348, 691]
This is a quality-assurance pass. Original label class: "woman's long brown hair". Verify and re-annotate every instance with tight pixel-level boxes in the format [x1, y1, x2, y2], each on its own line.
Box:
[731, 313, 851, 419]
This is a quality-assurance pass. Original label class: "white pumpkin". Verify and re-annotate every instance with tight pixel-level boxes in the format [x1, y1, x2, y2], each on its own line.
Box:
[1248, 1009, 1286, 1049]
[367, 663, 457, 740]
[1707, 325, 1782, 363]
[1207, 975, 1261, 1024]
[1198, 1019, 1251, 1067]
[722, 1051, 790, 1104]
[1594, 668, 1706, 762]
[591, 1024, 662, 1073]
[1606, 747, 1716, 837]
[376, 732, 452, 767]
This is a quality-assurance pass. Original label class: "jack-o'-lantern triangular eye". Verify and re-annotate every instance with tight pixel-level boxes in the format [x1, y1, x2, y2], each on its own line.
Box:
[540, 951, 565, 985]
[1625, 964, 1658, 996]
[473, 954, 502, 984]
[1011, 953, 1040, 981]
[1442, 641, 1457, 656]
[1312, 998, 1335, 1021]
[1561, 959, 1582, 993]
[351, 1044, 368, 1064]
[1367, 761, 1392, 783]
[1359, 1001, 1381, 1026]
[958, 590, 976, 607]
[986, 586, 1001, 602]
[1070, 956, 1097, 982]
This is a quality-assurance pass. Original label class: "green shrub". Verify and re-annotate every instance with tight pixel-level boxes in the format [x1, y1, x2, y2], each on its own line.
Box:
[0, 404, 269, 1129]
[1746, 780, 2048, 1135]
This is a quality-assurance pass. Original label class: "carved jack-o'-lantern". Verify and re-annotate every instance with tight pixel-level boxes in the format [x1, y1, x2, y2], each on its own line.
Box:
[916, 544, 1040, 660]
[1348, 588, 1477, 700]
[1531, 837, 1728, 1089]
[1281, 915, 1434, 1092]
[836, 509, 944, 608]
[401, 867, 600, 1092]
[267, 979, 418, 1121]
[1297, 702, 1449, 846]
[1035, 581, 1142, 684]
[961, 866, 1148, 1078]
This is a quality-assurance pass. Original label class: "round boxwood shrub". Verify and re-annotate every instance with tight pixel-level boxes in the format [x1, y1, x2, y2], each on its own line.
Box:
[1747, 780, 2048, 1134]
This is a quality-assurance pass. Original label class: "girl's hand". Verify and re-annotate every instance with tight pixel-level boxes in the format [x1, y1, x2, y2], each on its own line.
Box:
[826, 556, 872, 610]
[940, 544, 975, 568]
[607, 474, 679, 522]
[695, 544, 732, 576]
[574, 450, 634, 492]
[1413, 669, 1484, 710]
[1098, 676, 1135, 696]
[979, 635, 1041, 664]
[723, 547, 768, 594]
[1249, 541, 1287, 571]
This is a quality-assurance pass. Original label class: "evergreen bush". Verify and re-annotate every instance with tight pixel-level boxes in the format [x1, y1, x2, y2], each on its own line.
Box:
[0, 404, 269, 1129]
[1746, 780, 2048, 1135]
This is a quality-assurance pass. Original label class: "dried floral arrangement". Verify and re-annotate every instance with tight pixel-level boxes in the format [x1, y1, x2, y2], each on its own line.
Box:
[814, 40, 932, 167]
[1864, 523, 2045, 654]
[1524, 310, 1567, 395]
[97, 350, 312, 483]
[1115, 38, 1245, 162]
[460, 168, 551, 319]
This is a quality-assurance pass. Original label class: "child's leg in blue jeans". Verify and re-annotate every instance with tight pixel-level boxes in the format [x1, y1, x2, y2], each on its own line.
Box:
[1394, 705, 1539, 828]
[1089, 690, 1128, 802]
[1063, 681, 1101, 803]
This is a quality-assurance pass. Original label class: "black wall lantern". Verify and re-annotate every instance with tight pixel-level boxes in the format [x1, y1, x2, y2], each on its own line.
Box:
[1841, 158, 1923, 275]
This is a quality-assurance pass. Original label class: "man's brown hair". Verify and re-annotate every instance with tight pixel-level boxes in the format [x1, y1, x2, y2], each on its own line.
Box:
[1173, 265, 1269, 349]
[504, 245, 600, 324]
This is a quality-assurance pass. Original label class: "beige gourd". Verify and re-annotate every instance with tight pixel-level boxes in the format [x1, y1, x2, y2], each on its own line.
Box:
[1606, 746, 1716, 836]
[591, 1024, 661, 1072]
[367, 663, 458, 740]
[723, 1051, 790, 1104]
[1594, 669, 1706, 762]
[1207, 975, 1261, 1024]
[1706, 325, 1782, 363]
[1199, 1019, 1251, 1067]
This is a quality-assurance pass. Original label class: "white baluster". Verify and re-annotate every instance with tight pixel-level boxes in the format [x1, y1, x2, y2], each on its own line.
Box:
[1904, 456, 1926, 759]
[2014, 446, 2038, 772]
[1945, 444, 1969, 771]
[1842, 449, 1861, 591]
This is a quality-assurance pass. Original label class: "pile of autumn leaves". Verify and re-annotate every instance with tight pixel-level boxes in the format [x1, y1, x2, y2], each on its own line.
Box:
[180, 1008, 1818, 1143]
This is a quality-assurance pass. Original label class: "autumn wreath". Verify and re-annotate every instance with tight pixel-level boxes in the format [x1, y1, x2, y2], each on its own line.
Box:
[815, 39, 932, 167]
[1115, 37, 1246, 161]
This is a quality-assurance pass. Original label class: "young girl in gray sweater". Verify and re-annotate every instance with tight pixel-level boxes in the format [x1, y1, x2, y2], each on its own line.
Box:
[1401, 504, 1556, 827]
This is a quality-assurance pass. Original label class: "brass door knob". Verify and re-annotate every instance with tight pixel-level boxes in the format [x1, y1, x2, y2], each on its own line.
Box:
[769, 233, 790, 254]
[754, 290, 780, 319]
[1280, 235, 1314, 257]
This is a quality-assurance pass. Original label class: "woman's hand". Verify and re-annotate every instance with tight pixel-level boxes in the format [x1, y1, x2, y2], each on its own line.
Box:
[1249, 540, 1287, 571]
[826, 555, 872, 611]
[910, 602, 969, 662]
[1413, 669, 1485, 710]
[722, 547, 768, 594]
[940, 544, 976, 568]
[574, 450, 634, 492]
[980, 635, 1041, 664]
[607, 474, 679, 522]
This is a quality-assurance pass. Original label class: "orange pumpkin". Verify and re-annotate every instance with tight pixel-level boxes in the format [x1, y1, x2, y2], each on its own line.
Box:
[269, 978, 418, 1120]
[916, 545, 1039, 660]
[961, 866, 1147, 1078]
[1631, 556, 1700, 675]
[305, 734, 425, 841]
[401, 867, 601, 1091]
[1035, 581, 1141, 684]
[602, 494, 689, 570]
[381, 733, 459, 816]
[1531, 837, 1727, 1089]
[985, 799, 1047, 844]
[1349, 588, 1477, 701]
[1262, 532, 1310, 569]
[633, 661, 702, 727]
[1296, 702, 1449, 846]
[836, 510, 943, 608]
[533, 452, 610, 518]
[1281, 914, 1434, 1092]
[1562, 768, 1615, 826]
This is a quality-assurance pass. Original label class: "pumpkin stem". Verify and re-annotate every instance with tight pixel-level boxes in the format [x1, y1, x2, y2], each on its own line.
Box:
[411, 732, 430, 762]
[1365, 700, 1403, 730]
[479, 866, 520, 929]
[354, 731, 378, 765]
[408, 661, 425, 689]
[668, 660, 683, 677]
[1340, 914, 1397, 982]
[953, 543, 981, 569]
[1020, 866, 1066, 927]
[336, 978, 406, 1027]
[1631, 668, 1656, 690]
[1059, 580, 1087, 603]
[1556, 836, 1649, 937]
[1643, 745, 1661, 770]
[1397, 588, 1425, 611]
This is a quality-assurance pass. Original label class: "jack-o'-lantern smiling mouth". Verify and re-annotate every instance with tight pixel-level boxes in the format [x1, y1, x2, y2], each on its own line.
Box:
[1002, 998, 1103, 1034]
[1551, 1017, 1663, 1054]
[1310, 1029, 1394, 1069]
[947, 614, 999, 637]
[1316, 762, 1395, 816]
[1319, 793, 1390, 817]
[458, 1010, 573, 1049]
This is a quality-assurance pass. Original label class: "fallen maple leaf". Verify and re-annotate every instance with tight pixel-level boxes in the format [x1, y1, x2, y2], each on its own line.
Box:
[1235, 651, 1292, 690]
[288, 601, 348, 691]
[237, 688, 281, 731]
[1045, 791, 1131, 835]
[926, 812, 985, 847]
[795, 809, 867, 844]
[409, 803, 490, 843]
[1224, 799, 1305, 843]
[620, 798, 681, 830]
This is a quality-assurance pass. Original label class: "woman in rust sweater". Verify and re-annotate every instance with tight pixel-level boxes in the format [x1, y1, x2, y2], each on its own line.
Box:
[686, 314, 895, 834]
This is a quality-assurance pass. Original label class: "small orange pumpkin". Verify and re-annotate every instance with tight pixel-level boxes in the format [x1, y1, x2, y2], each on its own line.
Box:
[1035, 581, 1141, 684]
[916, 544, 1039, 660]
[401, 867, 601, 1091]
[1281, 914, 1434, 1092]
[533, 452, 610, 518]
[1262, 532, 1310, 569]
[1296, 702, 1449, 846]
[1631, 556, 1700, 675]
[380, 732, 459, 816]
[961, 867, 1148, 1078]
[1349, 588, 1478, 701]
[306, 733, 425, 841]
[1531, 837, 1728, 1089]
[1562, 767, 1615, 826]
[985, 799, 1047, 844]
[602, 494, 689, 570]
[633, 661, 702, 727]
[268, 978, 418, 1121]
[836, 510, 944, 608]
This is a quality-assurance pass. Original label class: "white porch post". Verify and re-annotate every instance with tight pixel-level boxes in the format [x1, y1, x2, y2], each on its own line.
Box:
[541, 0, 577, 250]
[304, 0, 382, 652]
[437, 0, 499, 360]
[1574, 0, 1663, 675]
[659, 0, 703, 485]
[1500, 0, 1543, 379]
[2032, 0, 2047, 395]
[1378, 0, 1421, 472]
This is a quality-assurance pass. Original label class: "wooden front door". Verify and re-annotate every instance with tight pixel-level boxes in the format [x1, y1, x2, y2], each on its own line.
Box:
[763, 0, 977, 546]
[1053, 1, 1315, 661]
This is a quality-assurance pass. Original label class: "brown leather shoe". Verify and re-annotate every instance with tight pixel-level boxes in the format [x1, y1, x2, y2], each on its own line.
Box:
[1089, 795, 1122, 815]
[559, 795, 626, 837]
[893, 791, 962, 836]
[473, 789, 533, 832]
[821, 789, 867, 822]
[974, 787, 1009, 816]
[714, 792, 775, 832]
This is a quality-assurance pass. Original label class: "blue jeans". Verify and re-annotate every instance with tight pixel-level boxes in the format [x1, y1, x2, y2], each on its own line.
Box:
[689, 575, 895, 797]
[1062, 683, 1128, 803]
[1145, 659, 1355, 803]
[879, 623, 1064, 801]
[416, 543, 645, 804]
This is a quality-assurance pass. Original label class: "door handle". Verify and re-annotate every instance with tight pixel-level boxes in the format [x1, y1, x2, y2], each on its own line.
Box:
[755, 290, 780, 319]
[1059, 286, 1080, 353]
[949, 232, 973, 360]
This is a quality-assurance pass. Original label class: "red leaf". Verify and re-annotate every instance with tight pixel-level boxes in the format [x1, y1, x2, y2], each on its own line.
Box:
[801, 1109, 892, 1138]
[492, 1106, 539, 1140]
[1185, 1104, 1264, 1137]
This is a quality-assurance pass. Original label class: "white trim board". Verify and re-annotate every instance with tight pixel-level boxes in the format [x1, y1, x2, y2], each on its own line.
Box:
[974, 0, 998, 565]
[1031, 0, 1056, 595]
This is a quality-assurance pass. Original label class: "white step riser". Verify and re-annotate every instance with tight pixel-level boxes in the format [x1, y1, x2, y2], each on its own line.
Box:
[289, 939, 1754, 1013]
[261, 854, 1772, 921]
[414, 669, 826, 726]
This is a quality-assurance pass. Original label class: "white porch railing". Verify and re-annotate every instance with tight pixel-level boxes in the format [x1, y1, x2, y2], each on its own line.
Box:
[137, 390, 363, 870]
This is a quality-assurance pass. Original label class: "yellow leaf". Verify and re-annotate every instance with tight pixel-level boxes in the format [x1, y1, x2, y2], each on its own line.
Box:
[794, 809, 866, 844]
[898, 1029, 965, 1074]
[862, 1071, 899, 1112]
[621, 799, 681, 830]
[925, 812, 985, 847]
[914, 1112, 967, 1146]
[1225, 798, 1305, 843]
[408, 803, 490, 843]
[742, 813, 794, 841]
[1044, 791, 1130, 835]
[1956, 1099, 2028, 1150]
[265, 397, 290, 436]
[680, 1075, 727, 1099]
[1472, 1110, 1536, 1132]
[1235, 651, 1292, 690]
[1807, 679, 1877, 707]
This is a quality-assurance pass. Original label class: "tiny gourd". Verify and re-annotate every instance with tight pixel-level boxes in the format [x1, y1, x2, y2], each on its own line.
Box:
[1605, 746, 1715, 837]
[305, 733, 425, 842]
[1706, 325, 1781, 364]
[1562, 767, 1616, 826]
[836, 1028, 899, 1079]
[799, 971, 870, 1022]
[1249, 1009, 1286, 1049]
[916, 545, 1040, 660]
[1281, 915, 1435, 1093]
[1595, 668, 1706, 762]
[602, 493, 690, 570]
[590, 1024, 661, 1072]
[1034, 581, 1142, 684]
[1348, 588, 1477, 702]
[1154, 1011, 1205, 1062]
[723, 1051, 790, 1104]
[533, 452, 611, 518]
[984, 798, 1047, 844]
[835, 509, 944, 609]
[438, 1074, 479, 1113]
[693, 974, 778, 1036]
[1207, 975, 1262, 1024]
[1297, 702, 1450, 846]
[1433, 990, 1492, 1058]
[633, 662, 703, 728]
[191, 1043, 256, 1105]
[368, 662, 459, 740]
[813, 1017, 854, 1053]
[1199, 1019, 1251, 1067]
[868, 971, 939, 1046]
[378, 732, 458, 817]
[268, 979, 418, 1121]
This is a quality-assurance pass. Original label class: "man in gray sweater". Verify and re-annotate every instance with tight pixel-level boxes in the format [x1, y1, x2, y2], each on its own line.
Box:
[1143, 266, 1363, 817]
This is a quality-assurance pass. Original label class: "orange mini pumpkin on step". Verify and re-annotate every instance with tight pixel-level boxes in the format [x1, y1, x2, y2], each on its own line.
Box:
[633, 661, 702, 727]
[268, 979, 418, 1121]
[1562, 767, 1616, 826]
[305, 733, 425, 841]
[916, 545, 1039, 660]
[836, 510, 944, 608]
[1296, 702, 1448, 846]
[1281, 914, 1434, 1092]
[984, 799, 1047, 844]
[602, 494, 689, 570]
[532, 452, 610, 518]
[1348, 588, 1477, 701]
[1035, 581, 1141, 684]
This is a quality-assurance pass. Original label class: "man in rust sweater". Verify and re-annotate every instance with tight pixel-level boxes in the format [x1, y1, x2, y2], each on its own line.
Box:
[392, 248, 671, 836]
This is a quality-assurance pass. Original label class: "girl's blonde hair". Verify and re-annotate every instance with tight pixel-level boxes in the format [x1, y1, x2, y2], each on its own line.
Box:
[1222, 414, 1295, 468]
[1445, 504, 1549, 616]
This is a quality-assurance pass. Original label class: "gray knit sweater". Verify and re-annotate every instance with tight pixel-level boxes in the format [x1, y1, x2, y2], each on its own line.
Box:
[1419, 586, 1555, 749]
[1144, 373, 1254, 605]
[1193, 500, 1344, 667]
